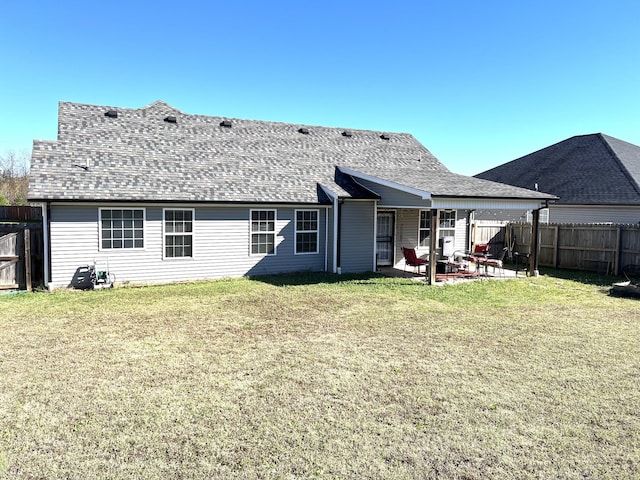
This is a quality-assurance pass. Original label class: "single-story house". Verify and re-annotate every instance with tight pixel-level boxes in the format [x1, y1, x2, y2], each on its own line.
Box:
[28, 101, 555, 288]
[475, 133, 640, 225]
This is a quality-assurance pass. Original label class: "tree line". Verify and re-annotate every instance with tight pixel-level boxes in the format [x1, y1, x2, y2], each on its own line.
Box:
[1, 150, 30, 205]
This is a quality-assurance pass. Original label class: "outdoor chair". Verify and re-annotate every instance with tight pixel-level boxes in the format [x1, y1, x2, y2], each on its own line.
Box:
[402, 247, 428, 274]
[463, 244, 490, 271]
[486, 247, 508, 277]
[513, 251, 530, 276]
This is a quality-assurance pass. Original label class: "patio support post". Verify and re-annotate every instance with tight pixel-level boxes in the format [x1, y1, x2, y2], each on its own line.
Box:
[529, 208, 540, 277]
[427, 208, 438, 285]
[467, 210, 475, 253]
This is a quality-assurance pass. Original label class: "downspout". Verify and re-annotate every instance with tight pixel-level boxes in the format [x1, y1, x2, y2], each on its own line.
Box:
[324, 208, 329, 273]
[372, 201, 378, 271]
[336, 198, 343, 274]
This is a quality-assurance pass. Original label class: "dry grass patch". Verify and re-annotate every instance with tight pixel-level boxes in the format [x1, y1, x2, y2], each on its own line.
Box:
[1, 274, 639, 479]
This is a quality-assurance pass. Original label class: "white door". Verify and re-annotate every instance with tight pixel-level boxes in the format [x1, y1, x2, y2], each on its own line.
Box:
[376, 212, 395, 266]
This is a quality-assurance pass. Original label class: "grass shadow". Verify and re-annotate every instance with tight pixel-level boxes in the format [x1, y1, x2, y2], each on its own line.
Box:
[248, 270, 390, 287]
[541, 267, 622, 287]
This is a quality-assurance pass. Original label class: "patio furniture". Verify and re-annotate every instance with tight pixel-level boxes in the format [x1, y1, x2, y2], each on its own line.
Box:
[486, 247, 508, 277]
[402, 247, 428, 274]
[463, 244, 490, 272]
[514, 252, 530, 276]
[440, 237, 467, 273]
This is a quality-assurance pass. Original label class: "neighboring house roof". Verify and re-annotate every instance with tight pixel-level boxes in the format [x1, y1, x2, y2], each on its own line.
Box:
[28, 101, 553, 204]
[475, 133, 640, 205]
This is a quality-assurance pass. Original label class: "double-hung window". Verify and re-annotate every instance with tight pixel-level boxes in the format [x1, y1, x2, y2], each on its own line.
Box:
[100, 208, 145, 249]
[438, 210, 456, 247]
[164, 209, 194, 258]
[295, 210, 319, 254]
[526, 208, 549, 224]
[251, 209, 276, 255]
[419, 210, 431, 247]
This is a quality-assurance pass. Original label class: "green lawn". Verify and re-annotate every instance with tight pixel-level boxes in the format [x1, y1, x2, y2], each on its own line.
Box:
[1, 273, 639, 479]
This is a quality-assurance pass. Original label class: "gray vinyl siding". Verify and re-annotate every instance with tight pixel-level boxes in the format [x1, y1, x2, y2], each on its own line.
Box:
[550, 205, 640, 225]
[48, 204, 328, 288]
[339, 200, 376, 273]
[394, 209, 420, 268]
[392, 208, 469, 269]
[454, 210, 469, 253]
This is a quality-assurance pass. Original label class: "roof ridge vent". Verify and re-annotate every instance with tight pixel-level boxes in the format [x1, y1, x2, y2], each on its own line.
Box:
[164, 116, 177, 124]
[220, 120, 232, 128]
[380, 133, 390, 140]
[104, 110, 118, 118]
[298, 127, 310, 135]
[342, 130, 353, 137]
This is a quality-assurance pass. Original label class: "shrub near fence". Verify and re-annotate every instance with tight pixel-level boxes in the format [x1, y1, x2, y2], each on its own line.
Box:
[509, 223, 640, 275]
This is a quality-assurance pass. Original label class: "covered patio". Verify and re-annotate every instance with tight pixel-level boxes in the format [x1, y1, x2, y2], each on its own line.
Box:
[342, 167, 556, 286]
[378, 263, 522, 283]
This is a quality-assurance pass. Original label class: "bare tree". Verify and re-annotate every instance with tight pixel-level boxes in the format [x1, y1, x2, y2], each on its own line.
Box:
[0, 150, 31, 205]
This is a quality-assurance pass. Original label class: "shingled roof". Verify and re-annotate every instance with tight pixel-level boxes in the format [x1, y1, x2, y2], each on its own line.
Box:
[28, 101, 552, 204]
[475, 133, 640, 205]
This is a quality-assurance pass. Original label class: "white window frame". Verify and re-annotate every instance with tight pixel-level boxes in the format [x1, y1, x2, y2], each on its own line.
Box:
[99, 208, 146, 251]
[526, 208, 550, 224]
[438, 210, 456, 249]
[418, 210, 431, 247]
[439, 210, 456, 235]
[250, 209, 277, 256]
[295, 209, 319, 255]
[163, 208, 195, 259]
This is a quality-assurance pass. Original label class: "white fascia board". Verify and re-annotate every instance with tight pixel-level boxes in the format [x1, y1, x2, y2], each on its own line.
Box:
[337, 167, 431, 200]
[431, 197, 549, 210]
[318, 184, 338, 201]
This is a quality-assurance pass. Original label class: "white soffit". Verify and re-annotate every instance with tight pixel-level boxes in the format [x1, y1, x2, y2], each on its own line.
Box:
[432, 198, 548, 210]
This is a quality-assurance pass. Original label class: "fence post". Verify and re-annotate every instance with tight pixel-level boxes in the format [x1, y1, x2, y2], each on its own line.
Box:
[24, 228, 32, 292]
[552, 225, 559, 268]
[615, 226, 622, 276]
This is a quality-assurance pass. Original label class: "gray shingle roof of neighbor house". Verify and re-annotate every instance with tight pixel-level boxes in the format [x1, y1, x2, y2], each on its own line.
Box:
[28, 100, 555, 204]
[475, 133, 640, 205]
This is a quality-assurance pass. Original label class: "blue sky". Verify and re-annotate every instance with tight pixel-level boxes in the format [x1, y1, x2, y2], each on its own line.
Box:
[2, 0, 639, 175]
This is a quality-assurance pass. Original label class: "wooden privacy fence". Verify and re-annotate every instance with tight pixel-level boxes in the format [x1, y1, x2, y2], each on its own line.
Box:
[475, 222, 640, 275]
[0, 206, 44, 291]
[0, 206, 42, 222]
[0, 228, 43, 291]
[472, 222, 506, 257]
